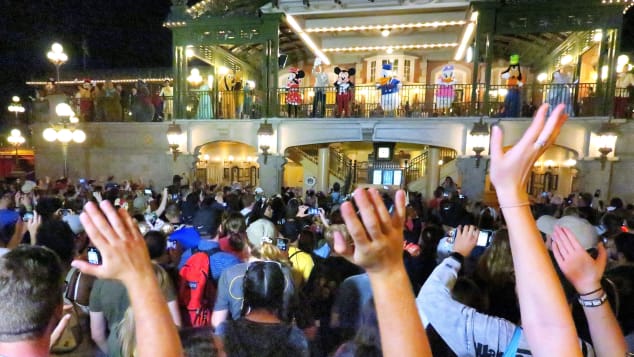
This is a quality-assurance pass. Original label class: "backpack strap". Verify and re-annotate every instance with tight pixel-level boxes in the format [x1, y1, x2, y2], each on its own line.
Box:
[502, 326, 522, 357]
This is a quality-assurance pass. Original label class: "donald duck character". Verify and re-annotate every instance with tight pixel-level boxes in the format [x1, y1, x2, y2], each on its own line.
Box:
[376, 63, 401, 114]
[435, 64, 456, 109]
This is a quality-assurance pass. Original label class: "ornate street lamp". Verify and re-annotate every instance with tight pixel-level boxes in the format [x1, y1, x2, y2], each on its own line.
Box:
[7, 129, 25, 165]
[47, 43, 68, 82]
[43, 103, 86, 177]
[257, 120, 274, 164]
[595, 121, 619, 170]
[166, 121, 183, 161]
[469, 118, 490, 168]
[7, 96, 25, 122]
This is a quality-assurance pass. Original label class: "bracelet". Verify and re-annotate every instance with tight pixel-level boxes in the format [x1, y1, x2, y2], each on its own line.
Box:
[579, 287, 603, 296]
[499, 202, 530, 209]
[578, 293, 608, 307]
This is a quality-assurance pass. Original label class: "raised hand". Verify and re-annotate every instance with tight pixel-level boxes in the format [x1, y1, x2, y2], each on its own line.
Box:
[334, 188, 406, 275]
[72, 200, 153, 285]
[453, 225, 479, 257]
[489, 103, 568, 203]
[552, 226, 606, 294]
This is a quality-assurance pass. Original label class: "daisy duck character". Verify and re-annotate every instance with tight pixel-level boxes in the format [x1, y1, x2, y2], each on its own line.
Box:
[500, 54, 523, 117]
[286, 67, 305, 117]
[334, 66, 355, 117]
[435, 64, 456, 109]
[376, 63, 401, 114]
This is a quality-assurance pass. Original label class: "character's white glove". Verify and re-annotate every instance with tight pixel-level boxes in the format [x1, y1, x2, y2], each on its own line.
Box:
[314, 58, 322, 67]
[501, 72, 510, 80]
[518, 81, 523, 87]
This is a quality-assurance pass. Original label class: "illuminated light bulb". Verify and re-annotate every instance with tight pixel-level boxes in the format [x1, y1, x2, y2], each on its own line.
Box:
[381, 29, 390, 37]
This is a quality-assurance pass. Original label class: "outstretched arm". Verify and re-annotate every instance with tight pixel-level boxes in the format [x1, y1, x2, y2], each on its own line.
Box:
[334, 188, 431, 357]
[489, 104, 581, 357]
[72, 201, 182, 357]
[153, 188, 169, 217]
[552, 226, 627, 357]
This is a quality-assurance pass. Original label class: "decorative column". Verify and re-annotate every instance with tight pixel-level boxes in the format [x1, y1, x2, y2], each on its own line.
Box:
[257, 154, 286, 196]
[426, 147, 440, 199]
[317, 146, 330, 193]
[173, 45, 187, 119]
[456, 157, 488, 202]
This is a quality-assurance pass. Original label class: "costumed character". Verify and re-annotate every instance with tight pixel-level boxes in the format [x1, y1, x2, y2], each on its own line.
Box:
[546, 69, 574, 116]
[220, 71, 237, 118]
[243, 80, 253, 118]
[334, 66, 355, 117]
[500, 54, 523, 117]
[312, 58, 329, 117]
[615, 69, 634, 118]
[36, 78, 65, 123]
[159, 80, 174, 120]
[286, 67, 305, 117]
[196, 77, 213, 119]
[101, 79, 122, 121]
[435, 64, 456, 110]
[131, 80, 155, 122]
[77, 79, 95, 121]
[376, 63, 401, 114]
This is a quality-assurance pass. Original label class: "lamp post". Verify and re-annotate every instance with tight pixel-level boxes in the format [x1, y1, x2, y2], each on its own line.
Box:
[7, 96, 25, 122]
[166, 121, 183, 161]
[469, 119, 490, 168]
[257, 120, 274, 164]
[47, 43, 68, 82]
[595, 121, 619, 170]
[7, 129, 25, 165]
[43, 103, 86, 177]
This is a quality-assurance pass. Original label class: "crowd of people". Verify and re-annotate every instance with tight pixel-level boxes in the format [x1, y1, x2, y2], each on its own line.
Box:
[0, 103, 632, 356]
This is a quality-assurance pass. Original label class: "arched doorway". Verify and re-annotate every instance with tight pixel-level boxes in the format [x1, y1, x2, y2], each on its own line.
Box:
[193, 141, 259, 187]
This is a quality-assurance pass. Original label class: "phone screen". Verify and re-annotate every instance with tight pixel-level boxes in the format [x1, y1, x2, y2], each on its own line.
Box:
[276, 238, 289, 251]
[22, 212, 34, 222]
[87, 247, 102, 265]
[166, 240, 177, 250]
[477, 231, 492, 247]
[306, 207, 320, 215]
[144, 189, 152, 195]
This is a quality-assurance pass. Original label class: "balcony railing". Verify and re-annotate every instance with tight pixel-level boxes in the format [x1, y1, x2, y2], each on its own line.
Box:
[32, 83, 633, 122]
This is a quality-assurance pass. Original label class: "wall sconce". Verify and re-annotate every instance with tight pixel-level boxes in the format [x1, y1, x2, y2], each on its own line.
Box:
[595, 121, 619, 170]
[469, 119, 490, 168]
[166, 121, 183, 161]
[257, 120, 274, 164]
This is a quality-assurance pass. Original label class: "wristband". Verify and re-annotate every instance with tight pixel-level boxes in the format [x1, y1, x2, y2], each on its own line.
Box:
[578, 287, 602, 296]
[499, 202, 530, 209]
[449, 252, 464, 265]
[578, 293, 608, 307]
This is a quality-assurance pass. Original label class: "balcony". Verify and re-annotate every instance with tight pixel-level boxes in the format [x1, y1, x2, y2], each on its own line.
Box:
[32, 82, 633, 122]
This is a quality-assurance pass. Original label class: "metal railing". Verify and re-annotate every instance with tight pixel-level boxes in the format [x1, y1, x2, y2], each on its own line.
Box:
[405, 151, 427, 184]
[32, 82, 633, 122]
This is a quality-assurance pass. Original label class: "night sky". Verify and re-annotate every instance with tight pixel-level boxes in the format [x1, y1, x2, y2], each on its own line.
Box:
[0, 1, 633, 123]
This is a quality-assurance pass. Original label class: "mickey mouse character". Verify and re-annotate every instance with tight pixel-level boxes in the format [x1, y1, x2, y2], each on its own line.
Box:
[334, 67, 356, 117]
[286, 67, 305, 117]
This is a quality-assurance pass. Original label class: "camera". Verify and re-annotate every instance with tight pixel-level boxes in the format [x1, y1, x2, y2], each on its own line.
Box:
[22, 212, 34, 222]
[87, 247, 102, 265]
[276, 237, 289, 251]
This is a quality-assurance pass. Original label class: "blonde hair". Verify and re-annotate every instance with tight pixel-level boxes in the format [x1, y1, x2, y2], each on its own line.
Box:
[117, 263, 171, 357]
[323, 224, 352, 248]
[260, 243, 290, 266]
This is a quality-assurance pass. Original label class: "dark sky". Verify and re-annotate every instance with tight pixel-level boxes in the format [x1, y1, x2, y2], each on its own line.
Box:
[0, 1, 633, 123]
[0, 0, 174, 117]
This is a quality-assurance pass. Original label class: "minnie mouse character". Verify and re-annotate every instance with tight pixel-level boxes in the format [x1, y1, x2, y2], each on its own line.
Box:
[286, 67, 305, 117]
[334, 66, 355, 117]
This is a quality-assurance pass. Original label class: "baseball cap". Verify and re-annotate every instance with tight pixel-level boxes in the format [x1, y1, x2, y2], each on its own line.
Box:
[536, 215, 599, 250]
[254, 187, 264, 194]
[169, 227, 201, 249]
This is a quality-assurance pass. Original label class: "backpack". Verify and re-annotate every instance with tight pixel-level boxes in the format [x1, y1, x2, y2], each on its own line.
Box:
[178, 247, 221, 327]
[50, 268, 95, 354]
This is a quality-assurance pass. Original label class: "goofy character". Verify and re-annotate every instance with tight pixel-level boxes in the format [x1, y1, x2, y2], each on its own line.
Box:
[501, 54, 523, 117]
[334, 67, 355, 117]
[376, 63, 401, 115]
[286, 67, 305, 117]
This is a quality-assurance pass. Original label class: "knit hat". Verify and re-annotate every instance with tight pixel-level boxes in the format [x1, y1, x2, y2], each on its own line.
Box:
[536, 215, 599, 250]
